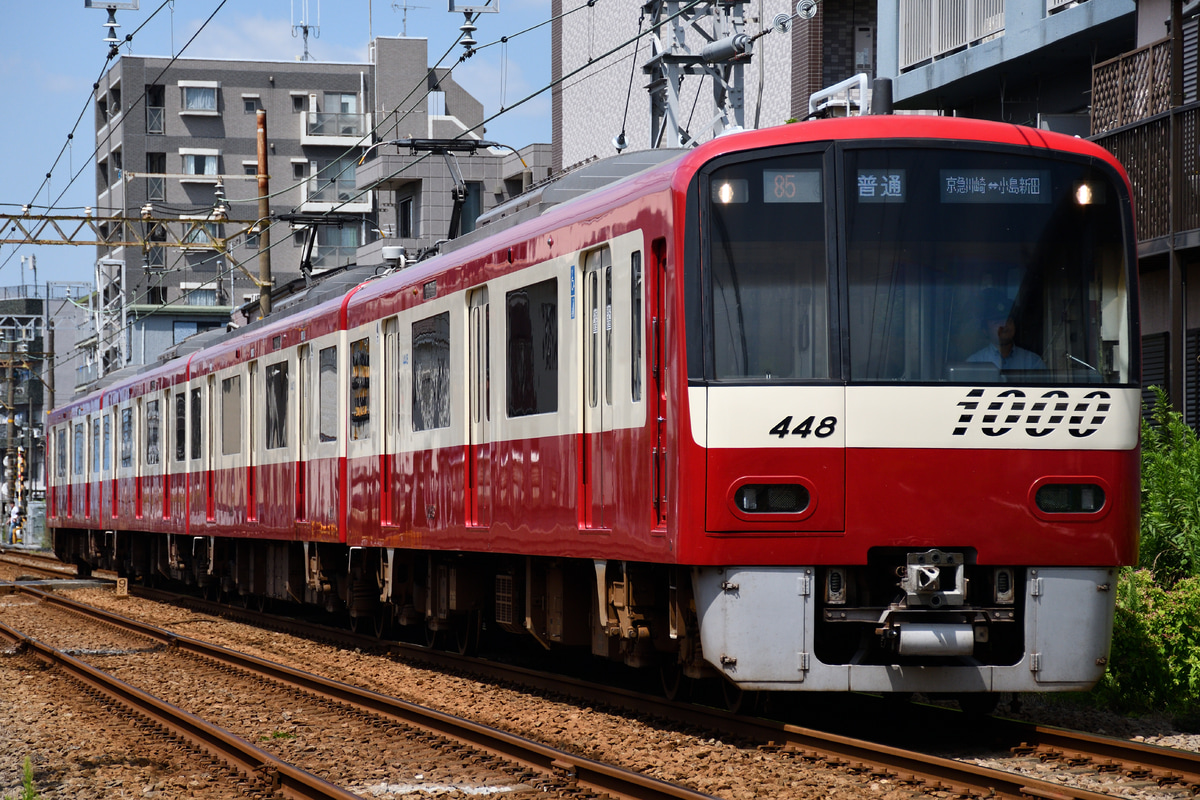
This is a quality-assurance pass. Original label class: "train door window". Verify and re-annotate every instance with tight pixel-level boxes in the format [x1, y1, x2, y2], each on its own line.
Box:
[222, 375, 242, 454]
[175, 392, 187, 462]
[350, 338, 370, 440]
[265, 360, 289, 449]
[319, 346, 338, 442]
[383, 321, 398, 435]
[145, 399, 161, 466]
[102, 413, 111, 471]
[92, 419, 100, 474]
[298, 345, 311, 449]
[506, 278, 558, 417]
[73, 423, 84, 476]
[120, 409, 133, 468]
[56, 428, 67, 478]
[190, 387, 202, 459]
[413, 312, 451, 431]
[631, 251, 643, 402]
[469, 293, 491, 424]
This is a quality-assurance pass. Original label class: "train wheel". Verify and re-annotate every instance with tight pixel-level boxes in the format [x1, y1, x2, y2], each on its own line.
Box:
[255, 594, 268, 613]
[373, 610, 391, 639]
[348, 614, 365, 635]
[722, 679, 752, 714]
[424, 622, 440, 649]
[660, 660, 685, 702]
[453, 612, 480, 656]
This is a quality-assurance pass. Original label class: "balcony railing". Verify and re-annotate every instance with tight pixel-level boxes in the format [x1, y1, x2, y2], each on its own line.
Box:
[1093, 105, 1200, 242]
[309, 245, 357, 271]
[146, 106, 165, 135]
[1091, 38, 1172, 135]
[307, 112, 367, 138]
[899, 0, 1005, 70]
[305, 178, 359, 204]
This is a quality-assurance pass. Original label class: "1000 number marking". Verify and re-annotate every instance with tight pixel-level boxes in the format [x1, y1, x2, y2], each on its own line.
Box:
[769, 415, 838, 439]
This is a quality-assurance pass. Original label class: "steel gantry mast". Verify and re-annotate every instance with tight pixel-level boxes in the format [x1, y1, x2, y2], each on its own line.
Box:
[642, 0, 753, 148]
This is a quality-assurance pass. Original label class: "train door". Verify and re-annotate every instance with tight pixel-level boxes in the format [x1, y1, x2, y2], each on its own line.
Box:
[381, 320, 398, 526]
[583, 247, 615, 529]
[205, 376, 215, 522]
[467, 288, 491, 528]
[248, 361, 258, 521]
[298, 344, 310, 524]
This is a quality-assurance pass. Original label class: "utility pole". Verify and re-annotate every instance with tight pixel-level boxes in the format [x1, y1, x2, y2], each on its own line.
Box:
[257, 109, 273, 319]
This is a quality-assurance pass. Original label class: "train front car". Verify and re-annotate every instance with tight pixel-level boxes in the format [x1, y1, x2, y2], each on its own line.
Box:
[678, 118, 1139, 697]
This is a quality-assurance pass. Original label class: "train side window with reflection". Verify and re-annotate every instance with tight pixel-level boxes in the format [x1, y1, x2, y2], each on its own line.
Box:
[92, 420, 100, 473]
[350, 338, 370, 440]
[175, 392, 186, 462]
[506, 278, 558, 417]
[102, 414, 111, 471]
[319, 346, 338, 442]
[265, 360, 289, 449]
[145, 399, 161, 466]
[120, 408, 133, 468]
[73, 423, 84, 475]
[222, 375, 242, 455]
[190, 388, 202, 459]
[413, 312, 451, 431]
[56, 428, 67, 478]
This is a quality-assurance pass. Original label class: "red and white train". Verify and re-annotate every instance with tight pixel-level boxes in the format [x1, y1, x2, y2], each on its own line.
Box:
[48, 114, 1140, 703]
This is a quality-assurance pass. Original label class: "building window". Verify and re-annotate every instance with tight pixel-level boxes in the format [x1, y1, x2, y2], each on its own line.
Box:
[292, 94, 306, 113]
[181, 84, 218, 113]
[398, 197, 414, 238]
[181, 222, 218, 249]
[182, 153, 218, 177]
[506, 278, 558, 417]
[185, 288, 217, 306]
[111, 149, 122, 182]
[413, 312, 451, 431]
[243, 96, 261, 114]
[110, 86, 122, 117]
[243, 163, 257, 177]
[146, 152, 166, 200]
[146, 285, 168, 306]
[293, 162, 308, 180]
[146, 84, 165, 134]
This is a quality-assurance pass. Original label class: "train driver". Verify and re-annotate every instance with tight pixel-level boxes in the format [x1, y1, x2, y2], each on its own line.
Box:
[967, 290, 1046, 371]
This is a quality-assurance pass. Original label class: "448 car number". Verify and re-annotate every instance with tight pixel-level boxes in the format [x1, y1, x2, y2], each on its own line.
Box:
[769, 415, 838, 439]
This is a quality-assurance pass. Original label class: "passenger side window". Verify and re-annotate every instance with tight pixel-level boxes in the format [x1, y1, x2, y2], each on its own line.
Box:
[506, 279, 558, 417]
[350, 338, 370, 441]
[265, 361, 289, 449]
[413, 312, 451, 431]
[319, 346, 338, 442]
[222, 376, 242, 455]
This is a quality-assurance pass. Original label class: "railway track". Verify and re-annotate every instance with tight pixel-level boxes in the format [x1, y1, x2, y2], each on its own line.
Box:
[0, 583, 716, 800]
[7, 572, 1200, 800]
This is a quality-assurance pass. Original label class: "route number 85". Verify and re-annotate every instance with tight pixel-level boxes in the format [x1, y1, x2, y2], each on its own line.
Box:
[769, 415, 838, 439]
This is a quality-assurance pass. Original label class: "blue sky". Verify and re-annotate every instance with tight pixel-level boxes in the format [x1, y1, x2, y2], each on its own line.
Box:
[2, 1, 552, 287]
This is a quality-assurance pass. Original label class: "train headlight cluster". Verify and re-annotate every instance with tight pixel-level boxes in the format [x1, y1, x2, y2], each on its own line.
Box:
[1035, 483, 1105, 514]
[734, 483, 809, 513]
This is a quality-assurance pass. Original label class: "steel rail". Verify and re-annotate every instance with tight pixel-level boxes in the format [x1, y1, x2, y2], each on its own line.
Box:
[70, 583, 1183, 800]
[0, 617, 361, 800]
[17, 586, 717, 800]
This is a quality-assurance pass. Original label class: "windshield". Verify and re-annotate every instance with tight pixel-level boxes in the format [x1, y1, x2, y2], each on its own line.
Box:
[692, 142, 1134, 386]
[844, 147, 1132, 385]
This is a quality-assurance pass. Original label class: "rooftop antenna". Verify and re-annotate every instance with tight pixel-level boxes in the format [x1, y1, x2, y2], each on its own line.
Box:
[393, 0, 429, 36]
[292, 0, 321, 61]
[448, 1, 498, 52]
[84, 1, 139, 52]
